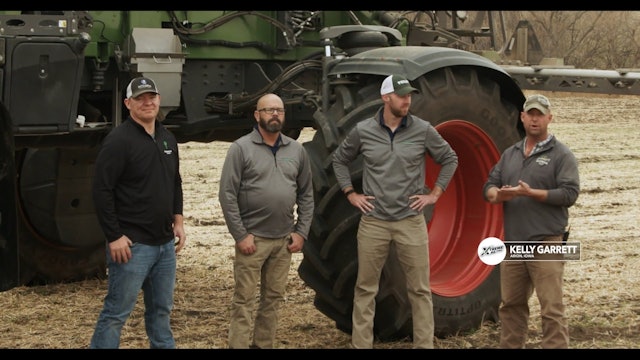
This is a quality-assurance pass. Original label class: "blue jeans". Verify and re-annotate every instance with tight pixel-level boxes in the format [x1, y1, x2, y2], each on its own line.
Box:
[90, 241, 177, 349]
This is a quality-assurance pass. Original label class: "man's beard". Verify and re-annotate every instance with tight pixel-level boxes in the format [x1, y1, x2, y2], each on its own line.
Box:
[259, 117, 283, 133]
[390, 106, 409, 118]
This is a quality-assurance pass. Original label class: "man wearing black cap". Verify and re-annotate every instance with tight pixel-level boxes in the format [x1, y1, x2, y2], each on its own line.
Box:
[483, 94, 580, 348]
[332, 74, 458, 348]
[90, 76, 186, 348]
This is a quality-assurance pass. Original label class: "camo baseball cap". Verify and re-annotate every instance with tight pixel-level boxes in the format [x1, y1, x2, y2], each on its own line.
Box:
[126, 77, 159, 99]
[523, 94, 551, 115]
[380, 75, 419, 96]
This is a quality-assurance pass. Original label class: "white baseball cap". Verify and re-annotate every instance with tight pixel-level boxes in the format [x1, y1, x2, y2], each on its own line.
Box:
[380, 75, 419, 96]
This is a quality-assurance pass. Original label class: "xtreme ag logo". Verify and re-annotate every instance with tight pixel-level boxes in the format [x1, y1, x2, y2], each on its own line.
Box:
[480, 245, 504, 256]
[477, 237, 506, 265]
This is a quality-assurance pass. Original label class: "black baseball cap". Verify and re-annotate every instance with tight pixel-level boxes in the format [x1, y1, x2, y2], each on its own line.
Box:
[126, 77, 159, 99]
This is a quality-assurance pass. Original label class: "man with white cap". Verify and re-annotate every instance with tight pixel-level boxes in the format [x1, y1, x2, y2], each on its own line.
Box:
[483, 94, 580, 348]
[90, 76, 186, 348]
[333, 74, 458, 348]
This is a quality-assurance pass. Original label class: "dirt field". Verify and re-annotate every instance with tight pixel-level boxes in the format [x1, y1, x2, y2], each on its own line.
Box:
[0, 92, 639, 349]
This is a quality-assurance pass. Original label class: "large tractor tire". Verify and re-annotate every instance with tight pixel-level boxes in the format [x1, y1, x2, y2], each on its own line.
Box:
[299, 65, 524, 340]
[0, 103, 19, 291]
[14, 147, 106, 285]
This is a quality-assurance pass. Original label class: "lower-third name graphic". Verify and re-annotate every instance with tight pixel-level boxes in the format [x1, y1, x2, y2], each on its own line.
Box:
[504, 241, 581, 261]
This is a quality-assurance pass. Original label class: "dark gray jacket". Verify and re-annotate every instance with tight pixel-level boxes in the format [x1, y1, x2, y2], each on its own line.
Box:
[483, 135, 580, 241]
[333, 109, 458, 221]
[219, 127, 314, 243]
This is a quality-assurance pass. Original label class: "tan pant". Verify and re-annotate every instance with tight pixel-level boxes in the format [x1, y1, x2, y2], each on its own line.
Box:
[351, 214, 434, 349]
[499, 235, 569, 348]
[228, 235, 292, 349]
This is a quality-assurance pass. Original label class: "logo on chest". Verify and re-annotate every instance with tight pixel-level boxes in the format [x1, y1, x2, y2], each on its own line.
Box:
[536, 154, 550, 166]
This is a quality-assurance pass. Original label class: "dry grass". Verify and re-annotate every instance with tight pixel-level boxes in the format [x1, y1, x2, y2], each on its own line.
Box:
[1, 92, 639, 349]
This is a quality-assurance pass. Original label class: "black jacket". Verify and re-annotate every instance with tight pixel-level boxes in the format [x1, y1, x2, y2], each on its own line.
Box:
[93, 117, 183, 245]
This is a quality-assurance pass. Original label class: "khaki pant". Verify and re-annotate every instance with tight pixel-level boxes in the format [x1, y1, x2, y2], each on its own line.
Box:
[351, 214, 434, 349]
[228, 235, 292, 348]
[499, 235, 569, 348]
